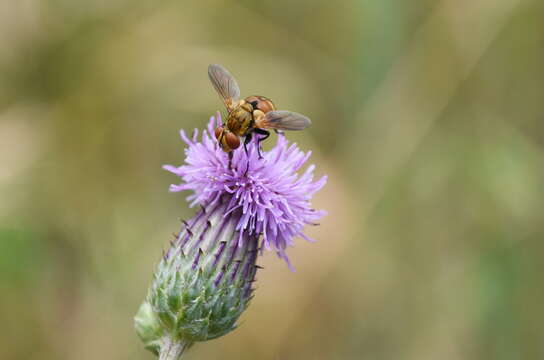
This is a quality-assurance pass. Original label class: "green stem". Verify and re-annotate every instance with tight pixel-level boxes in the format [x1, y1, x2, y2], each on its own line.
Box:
[159, 337, 190, 360]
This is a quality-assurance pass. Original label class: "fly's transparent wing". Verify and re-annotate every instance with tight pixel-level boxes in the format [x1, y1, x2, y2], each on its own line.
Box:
[208, 64, 240, 110]
[258, 110, 311, 130]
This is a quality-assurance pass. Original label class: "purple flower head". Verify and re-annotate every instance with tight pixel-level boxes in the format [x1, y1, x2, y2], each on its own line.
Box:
[164, 112, 327, 270]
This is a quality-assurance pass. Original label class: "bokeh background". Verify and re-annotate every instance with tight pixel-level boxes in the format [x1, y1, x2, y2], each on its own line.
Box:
[1, 0, 543, 359]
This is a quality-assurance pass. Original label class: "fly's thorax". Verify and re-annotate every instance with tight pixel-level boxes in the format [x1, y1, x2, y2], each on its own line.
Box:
[227, 101, 254, 136]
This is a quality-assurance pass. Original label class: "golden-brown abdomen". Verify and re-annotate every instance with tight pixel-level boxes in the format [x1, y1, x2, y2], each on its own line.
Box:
[245, 95, 276, 114]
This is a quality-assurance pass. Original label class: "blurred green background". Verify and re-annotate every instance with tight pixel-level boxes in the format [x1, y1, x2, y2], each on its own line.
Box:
[1, 0, 543, 359]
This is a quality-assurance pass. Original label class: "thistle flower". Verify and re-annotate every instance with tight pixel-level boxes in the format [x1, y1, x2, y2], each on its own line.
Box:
[135, 113, 326, 359]
[164, 113, 327, 270]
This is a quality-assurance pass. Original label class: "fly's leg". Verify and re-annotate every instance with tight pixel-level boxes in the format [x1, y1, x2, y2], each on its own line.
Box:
[228, 151, 233, 170]
[243, 132, 252, 156]
[243, 133, 253, 175]
[253, 128, 270, 160]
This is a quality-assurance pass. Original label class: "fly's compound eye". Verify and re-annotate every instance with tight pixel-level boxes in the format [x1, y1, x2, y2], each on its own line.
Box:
[225, 132, 240, 150]
[214, 126, 223, 140]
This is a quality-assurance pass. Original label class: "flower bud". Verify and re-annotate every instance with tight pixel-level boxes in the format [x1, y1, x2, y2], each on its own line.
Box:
[135, 199, 259, 355]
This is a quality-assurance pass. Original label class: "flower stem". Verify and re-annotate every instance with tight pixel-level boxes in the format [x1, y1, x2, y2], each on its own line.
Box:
[159, 337, 190, 360]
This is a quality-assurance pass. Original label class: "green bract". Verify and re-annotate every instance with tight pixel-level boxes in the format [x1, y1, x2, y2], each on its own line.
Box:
[135, 199, 258, 353]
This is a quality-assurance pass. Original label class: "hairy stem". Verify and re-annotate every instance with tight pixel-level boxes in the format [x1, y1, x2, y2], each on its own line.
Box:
[159, 337, 189, 360]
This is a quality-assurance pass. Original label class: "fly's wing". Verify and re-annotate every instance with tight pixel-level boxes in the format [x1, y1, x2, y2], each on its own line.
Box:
[257, 110, 311, 130]
[208, 64, 240, 111]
